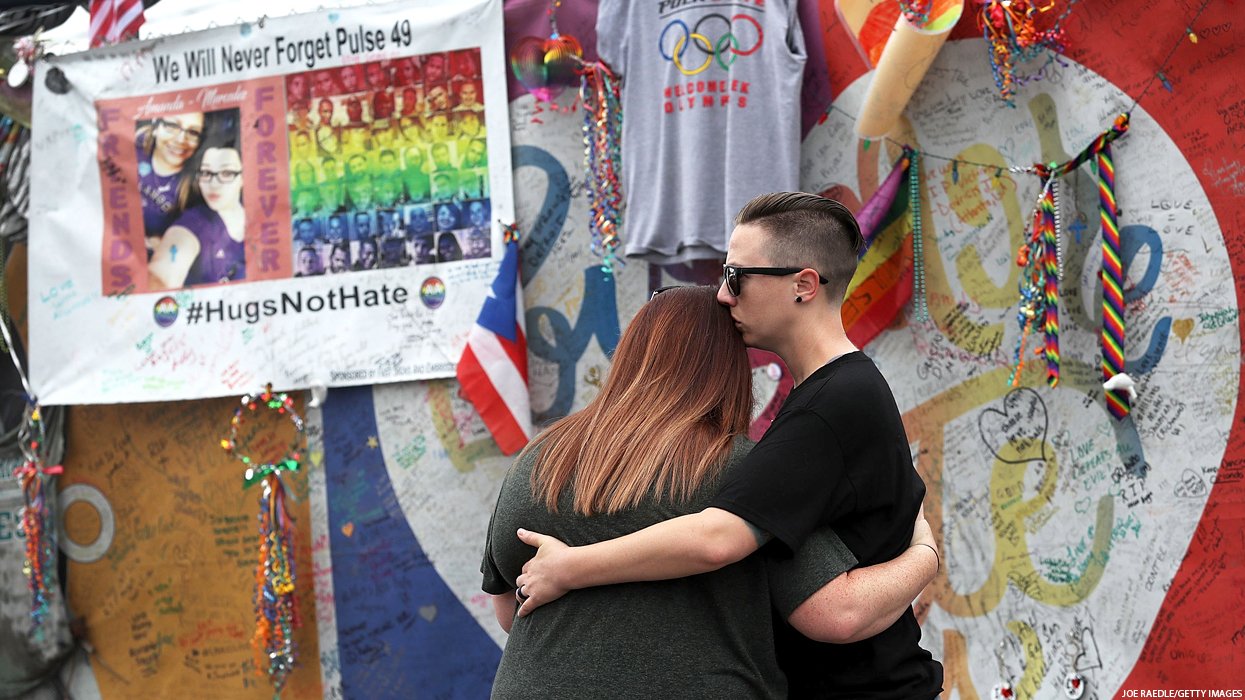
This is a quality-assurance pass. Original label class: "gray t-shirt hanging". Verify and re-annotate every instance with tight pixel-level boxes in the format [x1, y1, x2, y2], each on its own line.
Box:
[598, 0, 806, 263]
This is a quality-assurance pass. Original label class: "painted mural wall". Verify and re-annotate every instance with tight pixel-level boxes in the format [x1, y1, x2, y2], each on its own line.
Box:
[12, 0, 1243, 697]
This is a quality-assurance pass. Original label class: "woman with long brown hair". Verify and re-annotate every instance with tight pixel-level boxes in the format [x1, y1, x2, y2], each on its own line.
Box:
[482, 286, 935, 698]
[135, 111, 206, 255]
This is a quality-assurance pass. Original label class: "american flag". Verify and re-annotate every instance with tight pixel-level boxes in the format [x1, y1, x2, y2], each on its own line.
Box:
[456, 227, 531, 455]
[89, 0, 146, 49]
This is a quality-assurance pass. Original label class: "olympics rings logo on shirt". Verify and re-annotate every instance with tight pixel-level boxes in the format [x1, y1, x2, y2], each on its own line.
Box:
[659, 14, 764, 76]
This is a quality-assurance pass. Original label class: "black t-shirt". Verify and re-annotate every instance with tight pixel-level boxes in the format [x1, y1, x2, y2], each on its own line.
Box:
[711, 352, 943, 699]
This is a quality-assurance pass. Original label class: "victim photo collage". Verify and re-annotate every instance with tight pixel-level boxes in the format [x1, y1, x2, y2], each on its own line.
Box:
[285, 49, 491, 277]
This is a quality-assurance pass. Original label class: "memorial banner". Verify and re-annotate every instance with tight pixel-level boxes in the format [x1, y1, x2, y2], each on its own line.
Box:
[29, 0, 513, 404]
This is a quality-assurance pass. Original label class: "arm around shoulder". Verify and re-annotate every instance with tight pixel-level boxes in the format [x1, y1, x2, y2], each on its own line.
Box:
[786, 510, 938, 643]
[513, 507, 761, 616]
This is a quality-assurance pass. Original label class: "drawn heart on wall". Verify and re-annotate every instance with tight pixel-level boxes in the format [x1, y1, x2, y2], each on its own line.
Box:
[1171, 318, 1194, 342]
[1174, 468, 1207, 498]
[978, 387, 1049, 463]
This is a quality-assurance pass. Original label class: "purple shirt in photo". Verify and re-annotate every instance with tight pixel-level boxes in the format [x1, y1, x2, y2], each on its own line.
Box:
[173, 205, 246, 286]
[137, 146, 183, 239]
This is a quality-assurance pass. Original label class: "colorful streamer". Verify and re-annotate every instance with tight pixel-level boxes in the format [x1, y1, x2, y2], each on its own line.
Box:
[222, 384, 306, 697]
[579, 60, 624, 274]
[979, 0, 1072, 106]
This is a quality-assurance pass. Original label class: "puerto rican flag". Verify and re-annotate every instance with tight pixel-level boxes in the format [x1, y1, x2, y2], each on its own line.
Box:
[456, 231, 532, 455]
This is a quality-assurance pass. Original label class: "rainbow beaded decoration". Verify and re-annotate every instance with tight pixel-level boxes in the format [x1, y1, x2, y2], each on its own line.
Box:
[579, 60, 625, 274]
[222, 384, 305, 697]
[1011, 175, 1061, 387]
[16, 403, 63, 634]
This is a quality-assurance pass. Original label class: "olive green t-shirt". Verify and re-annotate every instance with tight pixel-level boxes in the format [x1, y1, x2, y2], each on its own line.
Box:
[481, 437, 856, 699]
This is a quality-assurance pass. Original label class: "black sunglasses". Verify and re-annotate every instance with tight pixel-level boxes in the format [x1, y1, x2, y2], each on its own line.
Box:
[649, 284, 684, 301]
[722, 265, 829, 297]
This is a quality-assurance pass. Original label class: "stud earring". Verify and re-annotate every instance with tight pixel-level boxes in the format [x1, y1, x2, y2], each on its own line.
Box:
[794, 296, 803, 303]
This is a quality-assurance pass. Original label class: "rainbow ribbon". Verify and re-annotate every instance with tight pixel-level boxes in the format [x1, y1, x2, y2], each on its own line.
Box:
[1097, 141, 1129, 417]
[1012, 177, 1060, 386]
[1033, 114, 1130, 180]
[1038, 184, 1060, 385]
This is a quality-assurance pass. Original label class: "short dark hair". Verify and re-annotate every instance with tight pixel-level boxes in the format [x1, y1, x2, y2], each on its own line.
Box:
[734, 192, 863, 304]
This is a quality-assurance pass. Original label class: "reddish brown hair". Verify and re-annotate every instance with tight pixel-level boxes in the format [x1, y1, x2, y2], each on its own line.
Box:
[527, 285, 753, 515]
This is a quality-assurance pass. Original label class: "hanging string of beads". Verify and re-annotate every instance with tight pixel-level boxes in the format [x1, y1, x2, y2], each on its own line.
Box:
[0, 308, 62, 636]
[908, 149, 930, 322]
[546, 0, 563, 36]
[1052, 176, 1063, 279]
[222, 384, 306, 698]
[1011, 175, 1060, 386]
[16, 403, 63, 634]
[579, 60, 624, 274]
